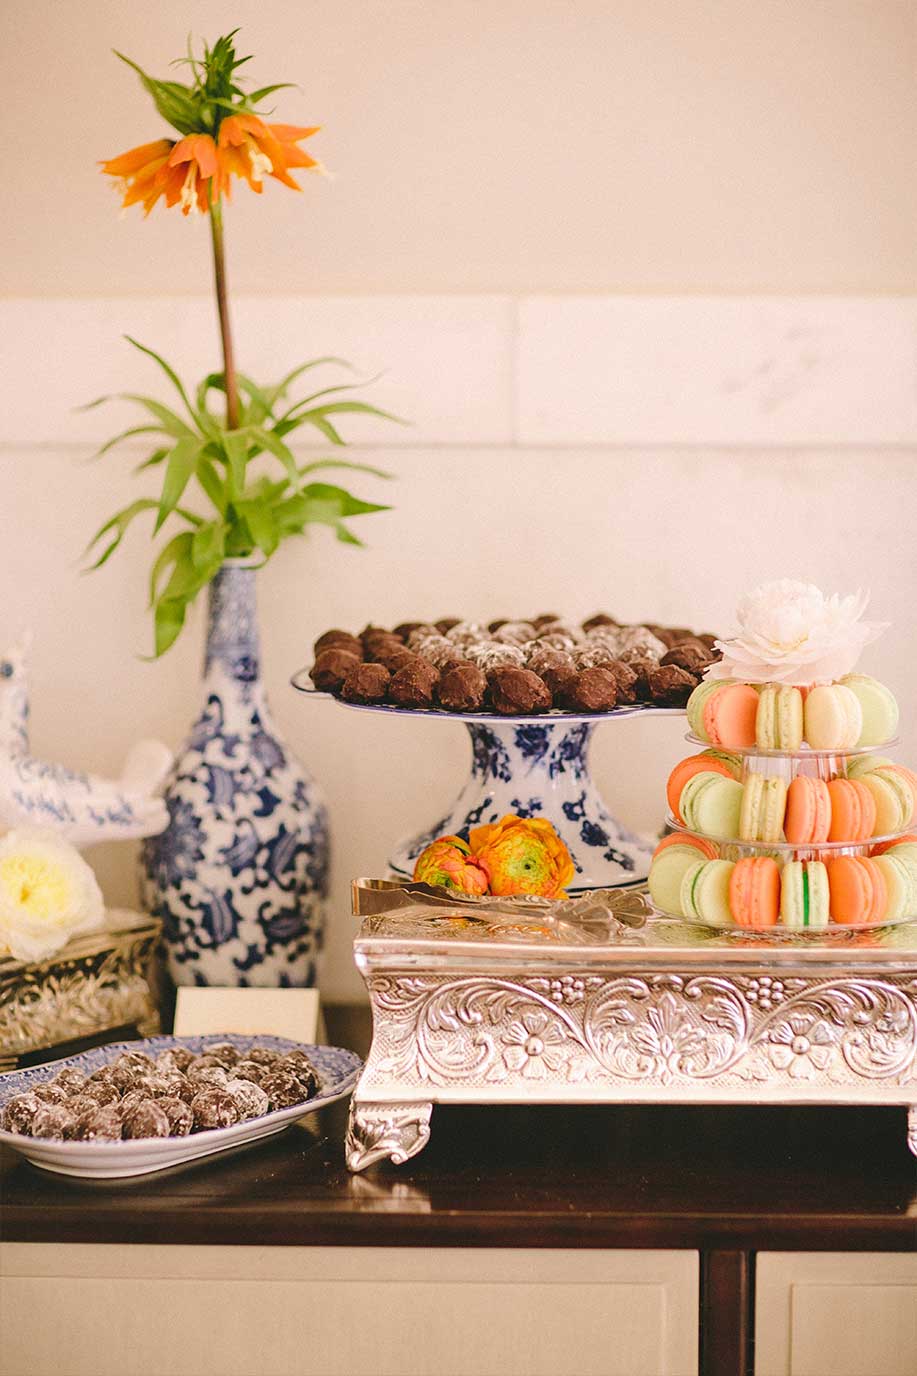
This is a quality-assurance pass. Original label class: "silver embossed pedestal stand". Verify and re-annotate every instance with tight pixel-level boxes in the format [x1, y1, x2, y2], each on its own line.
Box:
[345, 882, 917, 1171]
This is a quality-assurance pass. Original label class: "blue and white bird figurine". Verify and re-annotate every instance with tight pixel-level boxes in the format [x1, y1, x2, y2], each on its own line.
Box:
[0, 637, 172, 847]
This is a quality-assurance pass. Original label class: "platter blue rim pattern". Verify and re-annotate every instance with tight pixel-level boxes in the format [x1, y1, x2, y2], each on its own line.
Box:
[0, 1033, 362, 1149]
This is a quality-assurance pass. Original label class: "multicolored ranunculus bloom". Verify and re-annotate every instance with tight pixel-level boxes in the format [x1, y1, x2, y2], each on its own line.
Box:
[470, 815, 574, 898]
[412, 836, 490, 895]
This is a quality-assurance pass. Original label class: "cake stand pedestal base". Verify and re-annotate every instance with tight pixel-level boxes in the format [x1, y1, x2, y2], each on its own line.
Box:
[347, 885, 917, 1170]
[389, 717, 657, 889]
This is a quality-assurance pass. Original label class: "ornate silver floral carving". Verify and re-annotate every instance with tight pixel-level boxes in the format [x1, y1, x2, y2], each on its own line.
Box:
[346, 1101, 432, 1172]
[0, 912, 161, 1068]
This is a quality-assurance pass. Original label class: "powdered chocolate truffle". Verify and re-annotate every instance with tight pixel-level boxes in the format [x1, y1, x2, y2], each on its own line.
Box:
[525, 648, 576, 698]
[74, 1103, 124, 1141]
[341, 662, 391, 704]
[52, 1067, 87, 1093]
[1, 1092, 42, 1135]
[314, 629, 362, 658]
[488, 667, 552, 715]
[123, 1099, 171, 1139]
[225, 1078, 270, 1121]
[389, 659, 440, 708]
[31, 1104, 79, 1140]
[562, 667, 618, 712]
[244, 1048, 281, 1066]
[647, 664, 697, 706]
[191, 1088, 241, 1130]
[582, 613, 619, 631]
[466, 641, 526, 672]
[436, 663, 487, 711]
[80, 1078, 121, 1107]
[393, 621, 425, 640]
[259, 1069, 312, 1110]
[159, 1096, 194, 1136]
[32, 1083, 69, 1105]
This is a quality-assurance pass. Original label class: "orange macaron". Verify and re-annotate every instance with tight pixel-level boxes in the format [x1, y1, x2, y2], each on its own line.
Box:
[784, 776, 831, 845]
[826, 777, 877, 843]
[729, 856, 780, 929]
[702, 683, 759, 749]
[871, 832, 917, 857]
[826, 855, 887, 924]
[652, 831, 719, 861]
[666, 755, 736, 822]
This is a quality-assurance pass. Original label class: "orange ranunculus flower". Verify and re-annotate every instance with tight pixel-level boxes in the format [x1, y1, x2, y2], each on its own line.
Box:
[218, 113, 321, 193]
[413, 836, 490, 896]
[470, 815, 575, 898]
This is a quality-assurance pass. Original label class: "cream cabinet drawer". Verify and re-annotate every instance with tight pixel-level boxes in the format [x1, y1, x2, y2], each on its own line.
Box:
[756, 1251, 917, 1376]
[0, 1244, 698, 1376]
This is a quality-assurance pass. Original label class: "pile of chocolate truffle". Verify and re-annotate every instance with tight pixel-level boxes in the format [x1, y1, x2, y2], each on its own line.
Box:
[0, 1042, 321, 1141]
[308, 614, 721, 713]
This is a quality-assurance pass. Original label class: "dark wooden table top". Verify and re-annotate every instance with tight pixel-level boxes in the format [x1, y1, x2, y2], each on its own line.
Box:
[2, 1005, 916, 1252]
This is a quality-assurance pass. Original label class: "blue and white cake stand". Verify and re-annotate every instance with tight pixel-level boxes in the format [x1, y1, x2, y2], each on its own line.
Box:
[291, 680, 680, 889]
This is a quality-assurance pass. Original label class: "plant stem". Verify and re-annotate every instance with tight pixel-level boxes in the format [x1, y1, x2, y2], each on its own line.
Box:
[209, 199, 240, 430]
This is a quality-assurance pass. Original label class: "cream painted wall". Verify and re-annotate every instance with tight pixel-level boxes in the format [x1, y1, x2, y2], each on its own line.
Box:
[2, 0, 916, 295]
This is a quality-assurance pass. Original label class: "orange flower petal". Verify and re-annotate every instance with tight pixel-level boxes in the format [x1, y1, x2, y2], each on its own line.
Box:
[168, 133, 219, 178]
[267, 123, 320, 143]
[100, 139, 173, 177]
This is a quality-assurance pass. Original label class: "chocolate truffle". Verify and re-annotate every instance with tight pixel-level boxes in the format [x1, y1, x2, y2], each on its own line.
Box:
[582, 613, 619, 631]
[203, 1041, 242, 1068]
[627, 658, 656, 701]
[310, 647, 361, 692]
[32, 1082, 69, 1105]
[393, 621, 425, 640]
[244, 1047, 281, 1066]
[660, 643, 713, 674]
[617, 627, 668, 663]
[487, 618, 509, 633]
[533, 631, 578, 652]
[80, 1078, 121, 1107]
[389, 659, 440, 707]
[51, 1067, 87, 1093]
[488, 667, 552, 715]
[186, 1064, 230, 1091]
[225, 1078, 270, 1120]
[436, 663, 488, 712]
[259, 1069, 311, 1110]
[341, 662, 391, 704]
[74, 1103, 124, 1141]
[531, 613, 562, 629]
[278, 1049, 321, 1084]
[231, 1059, 268, 1085]
[314, 628, 362, 658]
[492, 620, 537, 646]
[444, 621, 488, 648]
[374, 644, 418, 674]
[466, 641, 526, 672]
[123, 1099, 171, 1139]
[698, 633, 720, 653]
[606, 660, 639, 704]
[157, 1047, 195, 1072]
[573, 642, 616, 670]
[364, 632, 404, 663]
[118, 1089, 150, 1119]
[191, 1088, 241, 1130]
[525, 647, 576, 697]
[31, 1104, 79, 1140]
[562, 667, 618, 712]
[159, 1096, 194, 1136]
[435, 618, 462, 634]
[647, 664, 697, 706]
[1, 1092, 42, 1135]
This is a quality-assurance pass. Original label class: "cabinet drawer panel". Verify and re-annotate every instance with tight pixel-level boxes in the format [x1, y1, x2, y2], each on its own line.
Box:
[0, 1245, 698, 1376]
[756, 1252, 917, 1376]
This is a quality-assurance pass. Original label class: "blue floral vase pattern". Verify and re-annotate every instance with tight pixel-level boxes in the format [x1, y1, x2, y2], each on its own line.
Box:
[389, 720, 653, 889]
[142, 563, 329, 987]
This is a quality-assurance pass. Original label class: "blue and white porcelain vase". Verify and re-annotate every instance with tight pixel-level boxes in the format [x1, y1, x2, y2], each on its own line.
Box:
[390, 720, 654, 890]
[142, 562, 329, 987]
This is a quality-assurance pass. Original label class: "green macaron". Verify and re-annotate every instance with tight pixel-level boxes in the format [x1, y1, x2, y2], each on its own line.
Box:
[680, 772, 743, 839]
[739, 775, 787, 843]
[839, 674, 899, 747]
[648, 845, 705, 916]
[680, 858, 735, 925]
[686, 681, 722, 742]
[780, 860, 829, 929]
[755, 684, 803, 751]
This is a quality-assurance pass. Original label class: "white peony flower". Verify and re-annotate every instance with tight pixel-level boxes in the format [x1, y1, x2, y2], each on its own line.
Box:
[705, 580, 887, 686]
[0, 828, 105, 963]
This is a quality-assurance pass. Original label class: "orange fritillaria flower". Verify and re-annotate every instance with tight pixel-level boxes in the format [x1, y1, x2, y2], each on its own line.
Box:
[218, 113, 321, 193]
[99, 139, 175, 215]
[166, 133, 223, 214]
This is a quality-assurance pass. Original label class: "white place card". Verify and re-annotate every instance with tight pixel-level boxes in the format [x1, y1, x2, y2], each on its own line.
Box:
[173, 987, 322, 1044]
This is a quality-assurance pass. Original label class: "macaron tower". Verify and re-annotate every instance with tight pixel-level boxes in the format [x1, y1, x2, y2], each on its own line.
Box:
[646, 581, 917, 930]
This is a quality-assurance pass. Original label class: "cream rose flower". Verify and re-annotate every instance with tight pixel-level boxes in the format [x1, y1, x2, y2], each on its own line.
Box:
[706, 580, 887, 686]
[0, 829, 104, 963]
